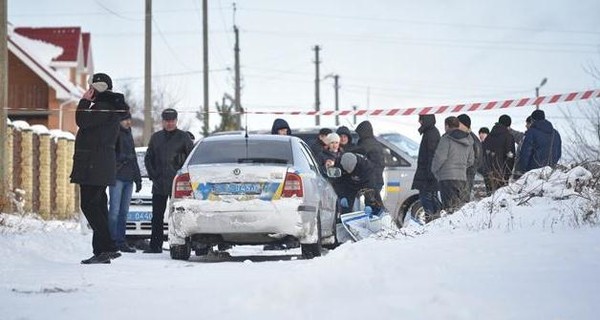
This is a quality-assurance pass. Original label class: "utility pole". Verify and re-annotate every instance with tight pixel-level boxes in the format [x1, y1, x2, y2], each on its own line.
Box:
[313, 45, 321, 126]
[333, 74, 339, 126]
[535, 77, 547, 110]
[233, 4, 241, 130]
[0, 0, 8, 208]
[202, 0, 209, 136]
[142, 0, 152, 145]
[352, 105, 357, 125]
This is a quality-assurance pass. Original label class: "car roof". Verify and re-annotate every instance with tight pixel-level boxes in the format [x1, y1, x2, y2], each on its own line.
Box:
[202, 133, 299, 143]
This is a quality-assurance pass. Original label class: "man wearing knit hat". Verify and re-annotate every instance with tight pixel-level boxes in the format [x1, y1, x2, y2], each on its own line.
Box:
[71, 72, 129, 264]
[519, 110, 562, 172]
[337, 152, 383, 215]
[456, 114, 482, 201]
[481, 115, 516, 194]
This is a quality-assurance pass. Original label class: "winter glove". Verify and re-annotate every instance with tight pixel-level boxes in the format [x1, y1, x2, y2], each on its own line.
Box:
[340, 197, 349, 208]
[135, 181, 142, 193]
[364, 206, 373, 218]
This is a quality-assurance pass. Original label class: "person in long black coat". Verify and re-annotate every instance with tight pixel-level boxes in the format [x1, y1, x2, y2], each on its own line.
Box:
[144, 108, 194, 253]
[411, 114, 441, 219]
[481, 115, 516, 195]
[70, 73, 129, 264]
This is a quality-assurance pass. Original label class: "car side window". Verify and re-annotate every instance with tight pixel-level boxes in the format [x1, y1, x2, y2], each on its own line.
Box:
[299, 141, 320, 174]
[383, 145, 411, 167]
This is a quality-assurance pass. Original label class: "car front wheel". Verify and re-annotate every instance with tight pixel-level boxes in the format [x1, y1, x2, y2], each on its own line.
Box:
[170, 238, 191, 261]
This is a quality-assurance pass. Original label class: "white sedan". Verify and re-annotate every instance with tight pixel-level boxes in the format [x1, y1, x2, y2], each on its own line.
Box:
[168, 134, 338, 260]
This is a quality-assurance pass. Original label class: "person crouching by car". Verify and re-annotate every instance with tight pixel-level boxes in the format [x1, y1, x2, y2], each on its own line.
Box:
[108, 112, 142, 254]
[143, 108, 194, 254]
[337, 152, 384, 215]
[70, 72, 129, 264]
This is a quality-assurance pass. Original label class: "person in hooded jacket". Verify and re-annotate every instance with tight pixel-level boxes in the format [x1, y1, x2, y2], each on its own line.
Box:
[70, 72, 129, 264]
[108, 112, 142, 253]
[144, 108, 194, 253]
[411, 114, 442, 222]
[481, 115, 516, 195]
[349, 120, 385, 193]
[271, 118, 292, 135]
[336, 126, 354, 150]
[431, 116, 474, 213]
[519, 110, 562, 172]
[344, 121, 385, 216]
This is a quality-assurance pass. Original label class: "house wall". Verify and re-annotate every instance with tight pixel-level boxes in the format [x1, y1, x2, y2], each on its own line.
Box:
[8, 51, 49, 119]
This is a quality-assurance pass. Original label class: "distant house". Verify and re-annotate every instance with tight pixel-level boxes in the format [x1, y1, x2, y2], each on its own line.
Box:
[7, 24, 94, 134]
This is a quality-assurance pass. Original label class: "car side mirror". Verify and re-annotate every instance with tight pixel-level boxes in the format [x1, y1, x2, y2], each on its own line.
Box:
[326, 167, 342, 178]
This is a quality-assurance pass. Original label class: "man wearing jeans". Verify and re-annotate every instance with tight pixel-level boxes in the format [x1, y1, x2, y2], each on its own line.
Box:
[108, 112, 141, 253]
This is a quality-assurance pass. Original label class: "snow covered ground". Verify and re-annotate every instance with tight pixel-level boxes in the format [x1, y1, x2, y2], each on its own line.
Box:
[1, 166, 599, 320]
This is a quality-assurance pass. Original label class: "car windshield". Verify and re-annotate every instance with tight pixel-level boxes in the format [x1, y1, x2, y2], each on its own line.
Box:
[379, 133, 419, 159]
[188, 139, 293, 165]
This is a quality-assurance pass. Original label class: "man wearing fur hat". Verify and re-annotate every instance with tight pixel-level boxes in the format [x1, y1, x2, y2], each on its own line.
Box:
[70, 73, 129, 264]
[519, 110, 562, 172]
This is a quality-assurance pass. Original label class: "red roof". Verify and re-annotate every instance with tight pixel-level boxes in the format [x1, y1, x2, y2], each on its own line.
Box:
[81, 33, 91, 67]
[14, 27, 82, 62]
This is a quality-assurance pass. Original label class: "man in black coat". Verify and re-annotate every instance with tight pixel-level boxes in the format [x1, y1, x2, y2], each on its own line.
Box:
[411, 114, 441, 221]
[70, 73, 129, 264]
[481, 115, 516, 195]
[144, 108, 194, 253]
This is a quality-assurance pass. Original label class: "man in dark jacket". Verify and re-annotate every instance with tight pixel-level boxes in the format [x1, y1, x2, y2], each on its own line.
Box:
[108, 112, 142, 253]
[519, 110, 562, 173]
[70, 73, 129, 264]
[457, 114, 482, 201]
[350, 120, 385, 194]
[338, 152, 383, 215]
[411, 114, 441, 221]
[144, 108, 194, 253]
[482, 115, 516, 195]
[431, 116, 474, 213]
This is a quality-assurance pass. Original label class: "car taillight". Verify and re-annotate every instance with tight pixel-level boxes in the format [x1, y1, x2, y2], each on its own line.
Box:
[173, 173, 193, 198]
[281, 172, 303, 198]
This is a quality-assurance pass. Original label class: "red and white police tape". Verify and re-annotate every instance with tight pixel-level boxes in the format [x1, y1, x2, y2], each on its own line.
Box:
[242, 89, 600, 117]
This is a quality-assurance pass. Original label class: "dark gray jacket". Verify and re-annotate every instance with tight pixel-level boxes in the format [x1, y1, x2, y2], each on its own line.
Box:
[431, 129, 474, 182]
[411, 115, 440, 191]
[145, 129, 194, 195]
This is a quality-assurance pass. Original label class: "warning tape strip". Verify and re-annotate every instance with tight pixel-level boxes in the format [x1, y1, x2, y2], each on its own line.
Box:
[4, 89, 600, 116]
[242, 89, 600, 116]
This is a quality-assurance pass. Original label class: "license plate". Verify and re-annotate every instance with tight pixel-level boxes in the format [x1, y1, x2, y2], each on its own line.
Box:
[127, 211, 153, 221]
[212, 183, 261, 195]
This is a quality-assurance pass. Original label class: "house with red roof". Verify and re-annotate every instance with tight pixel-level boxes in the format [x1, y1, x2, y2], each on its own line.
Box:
[7, 24, 94, 134]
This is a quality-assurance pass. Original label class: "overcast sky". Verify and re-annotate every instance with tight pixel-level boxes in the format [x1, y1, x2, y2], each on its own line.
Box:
[8, 0, 600, 139]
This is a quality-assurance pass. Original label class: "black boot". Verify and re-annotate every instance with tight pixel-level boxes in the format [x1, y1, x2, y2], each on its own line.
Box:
[81, 253, 111, 264]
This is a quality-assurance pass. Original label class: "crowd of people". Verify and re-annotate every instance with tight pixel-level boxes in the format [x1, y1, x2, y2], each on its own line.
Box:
[272, 107, 562, 225]
[70, 73, 562, 264]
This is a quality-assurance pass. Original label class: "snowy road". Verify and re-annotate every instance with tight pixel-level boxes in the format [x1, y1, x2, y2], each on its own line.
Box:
[1, 216, 599, 320]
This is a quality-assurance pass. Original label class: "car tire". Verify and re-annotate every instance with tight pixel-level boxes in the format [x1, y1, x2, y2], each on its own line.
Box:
[170, 239, 191, 260]
[301, 212, 322, 259]
[410, 201, 425, 224]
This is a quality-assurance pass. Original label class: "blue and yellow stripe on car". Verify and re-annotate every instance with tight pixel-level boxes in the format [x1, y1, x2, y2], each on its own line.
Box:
[386, 181, 401, 193]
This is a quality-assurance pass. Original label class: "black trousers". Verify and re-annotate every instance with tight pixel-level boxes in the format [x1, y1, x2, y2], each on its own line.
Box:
[80, 184, 116, 255]
[149, 194, 169, 249]
[439, 180, 468, 213]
